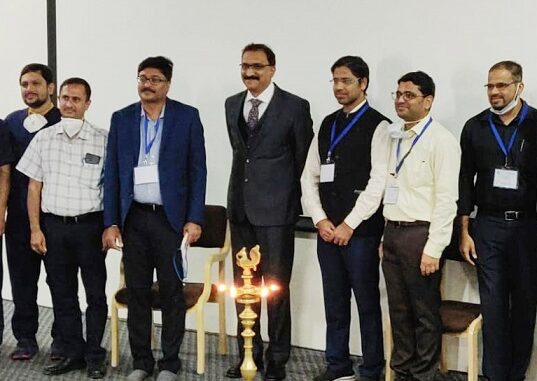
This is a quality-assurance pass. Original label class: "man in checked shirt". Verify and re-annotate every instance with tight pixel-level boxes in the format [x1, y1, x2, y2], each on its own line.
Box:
[16, 77, 108, 379]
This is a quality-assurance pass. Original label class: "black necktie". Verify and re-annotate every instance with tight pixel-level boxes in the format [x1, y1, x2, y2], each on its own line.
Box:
[247, 99, 262, 130]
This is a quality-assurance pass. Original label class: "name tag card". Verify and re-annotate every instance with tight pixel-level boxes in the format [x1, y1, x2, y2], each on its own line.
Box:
[493, 167, 518, 190]
[384, 186, 399, 205]
[134, 165, 159, 185]
[320, 163, 335, 183]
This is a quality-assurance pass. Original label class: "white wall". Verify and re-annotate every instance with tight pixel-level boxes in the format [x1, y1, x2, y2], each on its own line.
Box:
[2, 0, 537, 377]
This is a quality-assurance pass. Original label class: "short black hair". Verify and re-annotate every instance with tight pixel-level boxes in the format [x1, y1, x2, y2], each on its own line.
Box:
[242, 43, 276, 66]
[489, 60, 523, 82]
[20, 63, 54, 84]
[59, 77, 92, 100]
[398, 71, 435, 97]
[331, 56, 370, 91]
[138, 56, 173, 81]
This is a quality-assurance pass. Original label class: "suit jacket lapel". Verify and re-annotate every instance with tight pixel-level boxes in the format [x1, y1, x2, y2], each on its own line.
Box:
[249, 84, 283, 151]
[129, 103, 142, 166]
[230, 91, 247, 150]
[160, 98, 174, 161]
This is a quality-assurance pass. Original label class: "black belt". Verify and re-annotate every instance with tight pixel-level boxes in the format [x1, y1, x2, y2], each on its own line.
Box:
[132, 201, 164, 212]
[387, 220, 430, 227]
[45, 211, 102, 224]
[479, 210, 535, 221]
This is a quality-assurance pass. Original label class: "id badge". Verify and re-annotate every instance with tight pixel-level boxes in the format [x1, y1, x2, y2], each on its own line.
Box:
[493, 167, 519, 190]
[134, 165, 159, 185]
[384, 186, 399, 205]
[320, 163, 335, 183]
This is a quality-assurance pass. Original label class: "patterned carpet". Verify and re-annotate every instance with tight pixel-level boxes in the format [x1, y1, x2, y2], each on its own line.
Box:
[0, 301, 483, 380]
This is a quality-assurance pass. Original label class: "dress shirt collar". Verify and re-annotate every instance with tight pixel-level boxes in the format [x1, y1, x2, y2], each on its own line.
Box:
[245, 82, 275, 106]
[140, 103, 166, 120]
[345, 99, 367, 115]
[406, 113, 432, 137]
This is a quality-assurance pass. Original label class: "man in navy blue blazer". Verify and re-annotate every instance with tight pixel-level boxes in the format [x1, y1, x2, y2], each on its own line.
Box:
[102, 56, 206, 381]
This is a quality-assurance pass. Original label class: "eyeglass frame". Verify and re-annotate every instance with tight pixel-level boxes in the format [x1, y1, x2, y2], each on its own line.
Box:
[239, 63, 273, 71]
[391, 91, 427, 102]
[484, 81, 519, 91]
[330, 77, 361, 86]
[137, 76, 169, 86]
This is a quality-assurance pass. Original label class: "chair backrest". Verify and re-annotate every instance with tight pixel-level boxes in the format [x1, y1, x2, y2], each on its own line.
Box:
[191, 205, 227, 248]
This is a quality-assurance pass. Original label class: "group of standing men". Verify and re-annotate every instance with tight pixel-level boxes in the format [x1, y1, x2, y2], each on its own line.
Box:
[0, 43, 535, 381]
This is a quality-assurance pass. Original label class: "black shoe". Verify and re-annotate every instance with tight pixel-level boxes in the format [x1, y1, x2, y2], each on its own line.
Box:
[87, 361, 107, 379]
[265, 363, 286, 381]
[225, 358, 264, 378]
[10, 339, 38, 361]
[43, 357, 86, 375]
[313, 369, 356, 381]
[49, 339, 65, 361]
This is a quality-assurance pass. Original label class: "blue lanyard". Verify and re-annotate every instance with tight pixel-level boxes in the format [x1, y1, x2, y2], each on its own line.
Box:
[395, 117, 433, 175]
[327, 103, 370, 161]
[487, 103, 528, 163]
[144, 116, 161, 155]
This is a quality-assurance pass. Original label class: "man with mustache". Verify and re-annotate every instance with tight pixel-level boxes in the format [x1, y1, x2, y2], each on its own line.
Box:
[458, 61, 537, 381]
[3, 63, 63, 361]
[225, 43, 313, 381]
[301, 56, 389, 381]
[102, 56, 206, 381]
[17, 77, 108, 378]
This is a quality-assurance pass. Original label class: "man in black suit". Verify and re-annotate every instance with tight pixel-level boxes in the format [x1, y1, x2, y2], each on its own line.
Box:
[225, 43, 313, 381]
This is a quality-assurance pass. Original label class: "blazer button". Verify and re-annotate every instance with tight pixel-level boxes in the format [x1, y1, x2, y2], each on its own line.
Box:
[244, 179, 249, 183]
[246, 159, 250, 163]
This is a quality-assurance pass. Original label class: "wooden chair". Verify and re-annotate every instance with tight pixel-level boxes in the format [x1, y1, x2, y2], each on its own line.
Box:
[384, 222, 482, 381]
[110, 205, 230, 374]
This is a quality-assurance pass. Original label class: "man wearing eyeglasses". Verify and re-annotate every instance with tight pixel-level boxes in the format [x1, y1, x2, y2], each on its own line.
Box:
[381, 72, 459, 381]
[458, 61, 537, 381]
[102, 56, 207, 381]
[225, 43, 313, 381]
[2, 63, 64, 361]
[301, 56, 389, 381]
[17, 77, 108, 378]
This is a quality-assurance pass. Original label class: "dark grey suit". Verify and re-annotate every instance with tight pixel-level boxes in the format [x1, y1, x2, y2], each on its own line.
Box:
[225, 84, 313, 368]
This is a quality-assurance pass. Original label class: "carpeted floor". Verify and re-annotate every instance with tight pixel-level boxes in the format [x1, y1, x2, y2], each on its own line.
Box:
[0, 301, 483, 380]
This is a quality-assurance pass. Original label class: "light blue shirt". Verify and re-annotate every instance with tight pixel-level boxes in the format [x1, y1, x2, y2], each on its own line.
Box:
[133, 105, 164, 204]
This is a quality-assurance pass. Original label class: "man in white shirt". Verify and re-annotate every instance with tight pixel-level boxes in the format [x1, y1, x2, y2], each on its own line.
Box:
[382, 72, 460, 381]
[17, 77, 108, 379]
[301, 56, 390, 381]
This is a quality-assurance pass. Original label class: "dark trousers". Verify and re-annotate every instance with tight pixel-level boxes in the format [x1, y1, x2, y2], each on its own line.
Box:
[230, 221, 294, 367]
[317, 234, 384, 378]
[43, 213, 107, 363]
[473, 214, 537, 381]
[123, 203, 185, 374]
[5, 210, 60, 349]
[382, 223, 441, 381]
[0, 235, 3, 345]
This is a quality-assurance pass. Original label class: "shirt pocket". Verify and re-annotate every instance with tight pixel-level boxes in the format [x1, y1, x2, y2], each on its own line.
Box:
[406, 153, 433, 188]
[79, 153, 103, 189]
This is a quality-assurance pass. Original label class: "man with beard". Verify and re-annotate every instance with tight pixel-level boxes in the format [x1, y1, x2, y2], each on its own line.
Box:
[102, 56, 206, 381]
[225, 43, 313, 381]
[301, 56, 389, 381]
[2, 63, 63, 360]
[458, 61, 537, 381]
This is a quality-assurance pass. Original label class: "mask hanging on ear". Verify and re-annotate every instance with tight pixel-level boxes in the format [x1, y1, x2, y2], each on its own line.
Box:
[388, 122, 405, 139]
[23, 114, 48, 133]
[490, 84, 521, 115]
